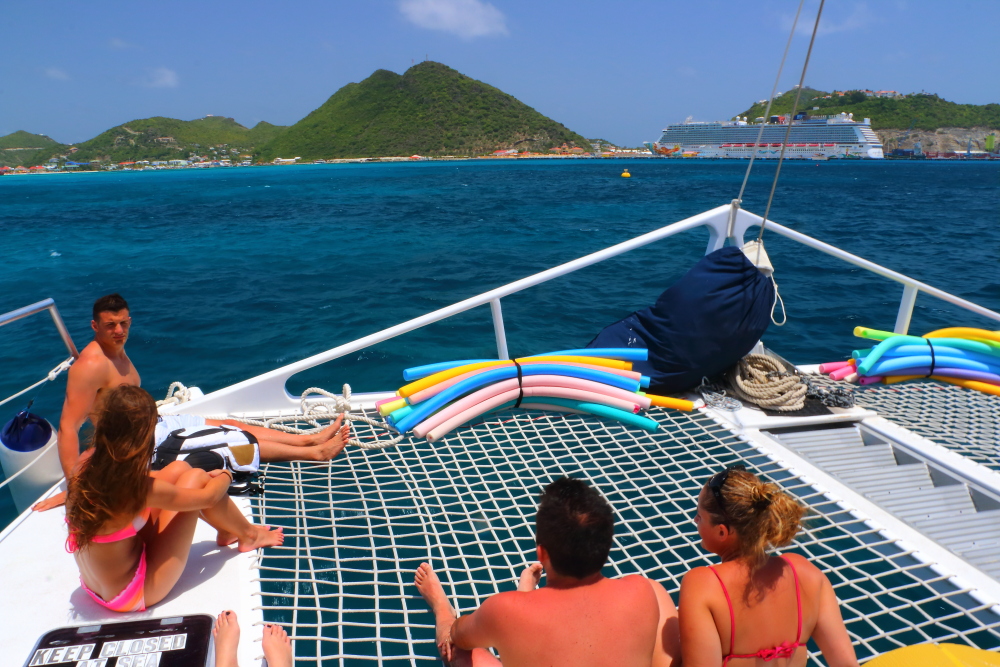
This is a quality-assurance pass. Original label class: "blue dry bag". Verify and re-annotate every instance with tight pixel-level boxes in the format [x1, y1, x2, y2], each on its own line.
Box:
[587, 246, 775, 394]
[1, 410, 53, 453]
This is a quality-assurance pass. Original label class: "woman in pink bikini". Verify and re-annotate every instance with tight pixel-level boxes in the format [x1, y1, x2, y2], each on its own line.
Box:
[65, 385, 283, 613]
[680, 465, 859, 666]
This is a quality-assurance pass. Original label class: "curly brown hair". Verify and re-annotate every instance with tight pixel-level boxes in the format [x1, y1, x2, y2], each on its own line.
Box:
[66, 385, 157, 550]
[702, 468, 806, 573]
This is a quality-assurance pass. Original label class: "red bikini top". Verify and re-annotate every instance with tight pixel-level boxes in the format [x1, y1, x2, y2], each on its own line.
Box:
[708, 555, 807, 665]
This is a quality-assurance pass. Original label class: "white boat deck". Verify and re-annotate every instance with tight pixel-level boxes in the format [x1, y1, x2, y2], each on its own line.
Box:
[0, 484, 264, 666]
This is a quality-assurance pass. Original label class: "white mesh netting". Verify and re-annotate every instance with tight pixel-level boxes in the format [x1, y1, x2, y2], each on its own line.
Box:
[249, 406, 1000, 665]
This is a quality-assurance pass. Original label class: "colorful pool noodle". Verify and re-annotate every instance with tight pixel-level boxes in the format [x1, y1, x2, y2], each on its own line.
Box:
[393, 364, 641, 433]
[401, 348, 648, 382]
[423, 394, 659, 442]
[853, 345, 1000, 366]
[858, 376, 883, 385]
[855, 326, 1000, 350]
[868, 367, 1000, 384]
[818, 360, 853, 374]
[406, 360, 649, 406]
[643, 393, 695, 411]
[856, 336, 1000, 376]
[829, 365, 857, 381]
[885, 375, 1000, 397]
[412, 381, 644, 440]
[864, 356, 1000, 377]
[398, 355, 632, 398]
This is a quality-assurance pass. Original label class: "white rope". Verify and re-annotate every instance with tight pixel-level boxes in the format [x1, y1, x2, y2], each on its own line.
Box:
[0, 357, 74, 410]
[727, 354, 806, 411]
[203, 384, 405, 451]
[155, 381, 193, 408]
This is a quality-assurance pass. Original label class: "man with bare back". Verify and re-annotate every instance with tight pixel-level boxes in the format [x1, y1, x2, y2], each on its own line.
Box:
[53, 293, 350, 480]
[414, 477, 681, 667]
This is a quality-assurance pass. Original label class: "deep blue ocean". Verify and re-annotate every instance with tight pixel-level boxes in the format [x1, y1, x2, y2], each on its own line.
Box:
[1, 159, 998, 507]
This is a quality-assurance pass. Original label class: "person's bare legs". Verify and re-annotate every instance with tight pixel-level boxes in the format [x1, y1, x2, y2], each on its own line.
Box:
[206, 415, 347, 447]
[262, 623, 294, 667]
[414, 563, 501, 667]
[517, 563, 543, 592]
[144, 468, 284, 606]
[213, 611, 240, 667]
[197, 473, 284, 552]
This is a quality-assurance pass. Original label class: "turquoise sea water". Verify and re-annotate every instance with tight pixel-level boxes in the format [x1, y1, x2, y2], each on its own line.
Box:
[1, 160, 998, 514]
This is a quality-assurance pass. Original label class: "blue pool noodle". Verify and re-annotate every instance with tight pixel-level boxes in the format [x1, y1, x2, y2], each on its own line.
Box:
[394, 364, 642, 433]
[858, 336, 1000, 376]
[865, 355, 1000, 377]
[854, 345, 1000, 367]
[539, 348, 649, 362]
[402, 359, 497, 382]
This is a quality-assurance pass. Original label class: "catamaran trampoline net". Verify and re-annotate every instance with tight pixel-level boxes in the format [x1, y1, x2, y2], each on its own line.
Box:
[251, 406, 1000, 666]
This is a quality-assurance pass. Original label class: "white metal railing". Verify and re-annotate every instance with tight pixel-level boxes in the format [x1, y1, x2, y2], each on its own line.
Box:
[172, 204, 1000, 416]
[0, 299, 78, 496]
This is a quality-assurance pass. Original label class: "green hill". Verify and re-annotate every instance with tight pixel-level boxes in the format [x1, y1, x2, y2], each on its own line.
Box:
[258, 62, 591, 160]
[738, 88, 1000, 130]
[26, 116, 287, 165]
[0, 130, 66, 167]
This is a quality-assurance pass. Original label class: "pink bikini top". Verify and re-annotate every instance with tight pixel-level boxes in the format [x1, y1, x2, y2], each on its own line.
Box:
[708, 555, 807, 665]
[65, 509, 149, 553]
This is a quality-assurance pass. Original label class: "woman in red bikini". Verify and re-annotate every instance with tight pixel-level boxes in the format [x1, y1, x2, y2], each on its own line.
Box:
[65, 385, 283, 612]
[679, 465, 859, 666]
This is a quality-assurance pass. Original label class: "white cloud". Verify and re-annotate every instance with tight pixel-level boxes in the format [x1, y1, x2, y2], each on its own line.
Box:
[44, 67, 69, 81]
[781, 2, 874, 36]
[109, 37, 135, 49]
[142, 67, 179, 88]
[399, 0, 508, 40]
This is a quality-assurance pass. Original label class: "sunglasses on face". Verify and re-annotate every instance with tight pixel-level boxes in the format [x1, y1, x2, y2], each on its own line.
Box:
[708, 464, 746, 521]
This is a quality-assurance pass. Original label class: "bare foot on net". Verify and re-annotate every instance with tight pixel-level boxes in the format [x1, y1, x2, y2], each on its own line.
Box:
[237, 525, 284, 552]
[216, 529, 239, 547]
[517, 563, 543, 592]
[306, 421, 350, 462]
[415, 562, 459, 663]
[261, 623, 293, 667]
[212, 611, 240, 667]
[308, 415, 345, 446]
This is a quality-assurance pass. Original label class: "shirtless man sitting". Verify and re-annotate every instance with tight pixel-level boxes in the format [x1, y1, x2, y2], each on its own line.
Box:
[414, 477, 680, 667]
[37, 293, 349, 508]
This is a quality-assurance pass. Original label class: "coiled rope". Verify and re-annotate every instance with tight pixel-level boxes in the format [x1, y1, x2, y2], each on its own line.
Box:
[727, 354, 807, 412]
[159, 383, 405, 450]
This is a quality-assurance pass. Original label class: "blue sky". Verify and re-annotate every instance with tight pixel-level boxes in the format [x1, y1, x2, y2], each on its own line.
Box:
[3, 1, 997, 146]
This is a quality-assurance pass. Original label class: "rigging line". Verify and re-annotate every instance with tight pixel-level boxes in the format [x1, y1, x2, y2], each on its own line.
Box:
[736, 0, 806, 205]
[757, 0, 826, 243]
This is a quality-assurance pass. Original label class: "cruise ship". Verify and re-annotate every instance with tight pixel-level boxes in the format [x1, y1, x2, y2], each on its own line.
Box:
[647, 111, 885, 159]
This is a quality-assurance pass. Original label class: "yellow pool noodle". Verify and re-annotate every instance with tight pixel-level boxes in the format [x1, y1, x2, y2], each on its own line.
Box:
[643, 394, 695, 411]
[378, 397, 408, 416]
[397, 355, 632, 398]
[884, 375, 1000, 396]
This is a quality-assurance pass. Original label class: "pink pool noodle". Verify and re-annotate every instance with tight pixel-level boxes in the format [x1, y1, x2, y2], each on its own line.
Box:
[829, 365, 856, 381]
[413, 382, 641, 440]
[422, 386, 639, 442]
[520, 402, 587, 415]
[818, 361, 852, 374]
[411, 376, 644, 439]
[375, 396, 400, 409]
[858, 376, 884, 385]
[406, 360, 644, 405]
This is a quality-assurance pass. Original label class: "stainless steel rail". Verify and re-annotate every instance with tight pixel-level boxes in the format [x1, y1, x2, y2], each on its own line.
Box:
[174, 204, 1000, 415]
[0, 298, 79, 359]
